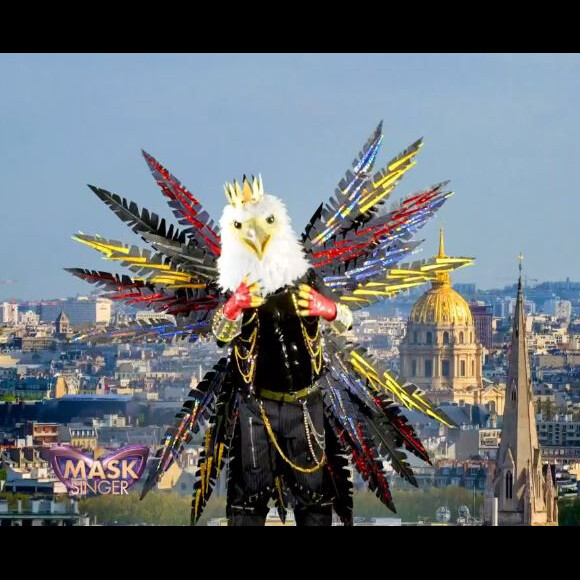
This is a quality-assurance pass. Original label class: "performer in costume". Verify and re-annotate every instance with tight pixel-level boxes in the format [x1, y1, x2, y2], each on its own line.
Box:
[67, 122, 474, 525]
[213, 176, 354, 525]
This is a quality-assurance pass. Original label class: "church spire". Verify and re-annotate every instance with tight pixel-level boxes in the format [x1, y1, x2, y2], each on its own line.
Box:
[511, 253, 530, 404]
[494, 266, 542, 519]
[433, 228, 451, 287]
[518, 252, 524, 287]
[510, 267, 532, 405]
[437, 228, 447, 259]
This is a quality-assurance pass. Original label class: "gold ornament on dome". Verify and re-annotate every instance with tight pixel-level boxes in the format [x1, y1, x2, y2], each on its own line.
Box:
[409, 229, 474, 326]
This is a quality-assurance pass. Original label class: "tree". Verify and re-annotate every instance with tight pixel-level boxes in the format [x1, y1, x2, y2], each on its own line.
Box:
[79, 491, 228, 526]
[354, 487, 483, 522]
[0, 492, 31, 510]
[559, 498, 580, 526]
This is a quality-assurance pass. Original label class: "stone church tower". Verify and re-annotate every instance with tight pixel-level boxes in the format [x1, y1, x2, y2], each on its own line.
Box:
[484, 276, 558, 526]
[55, 310, 71, 339]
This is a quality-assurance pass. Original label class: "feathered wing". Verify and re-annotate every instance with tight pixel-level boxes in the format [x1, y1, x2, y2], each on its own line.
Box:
[191, 374, 239, 525]
[67, 156, 224, 343]
[327, 332, 455, 426]
[87, 185, 219, 277]
[141, 150, 221, 258]
[70, 315, 210, 345]
[140, 357, 231, 500]
[334, 251, 475, 308]
[302, 122, 422, 250]
[323, 417, 355, 525]
[303, 124, 471, 514]
[302, 124, 471, 308]
[69, 152, 234, 519]
[322, 374, 396, 513]
[311, 183, 453, 292]
[320, 332, 453, 513]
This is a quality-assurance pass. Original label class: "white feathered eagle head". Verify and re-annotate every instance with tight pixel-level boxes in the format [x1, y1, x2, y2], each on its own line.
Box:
[216, 175, 310, 296]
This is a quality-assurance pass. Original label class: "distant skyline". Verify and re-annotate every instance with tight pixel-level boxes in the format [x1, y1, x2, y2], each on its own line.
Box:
[1, 53, 580, 300]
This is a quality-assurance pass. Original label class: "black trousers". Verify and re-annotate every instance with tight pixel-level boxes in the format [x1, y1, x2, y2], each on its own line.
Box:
[226, 390, 333, 526]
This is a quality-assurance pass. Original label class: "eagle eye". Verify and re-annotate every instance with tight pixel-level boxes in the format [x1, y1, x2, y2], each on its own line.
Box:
[266, 215, 275, 224]
[233, 221, 242, 229]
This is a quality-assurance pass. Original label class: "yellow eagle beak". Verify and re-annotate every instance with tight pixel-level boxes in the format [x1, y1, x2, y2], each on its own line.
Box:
[242, 219, 271, 260]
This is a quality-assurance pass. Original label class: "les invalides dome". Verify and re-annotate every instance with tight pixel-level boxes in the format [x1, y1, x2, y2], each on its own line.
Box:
[399, 230, 491, 407]
[409, 264, 474, 327]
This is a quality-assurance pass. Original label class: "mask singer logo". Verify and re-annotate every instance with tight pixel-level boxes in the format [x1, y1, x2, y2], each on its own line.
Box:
[49, 446, 149, 496]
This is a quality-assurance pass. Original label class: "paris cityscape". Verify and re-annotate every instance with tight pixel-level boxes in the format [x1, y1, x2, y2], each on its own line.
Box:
[1, 259, 577, 525]
[1, 53, 579, 526]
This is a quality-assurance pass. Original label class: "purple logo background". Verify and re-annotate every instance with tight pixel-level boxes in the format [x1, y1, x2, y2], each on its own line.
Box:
[49, 446, 149, 495]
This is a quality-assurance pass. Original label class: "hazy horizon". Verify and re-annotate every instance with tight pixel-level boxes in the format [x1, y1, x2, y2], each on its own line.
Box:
[2, 53, 579, 300]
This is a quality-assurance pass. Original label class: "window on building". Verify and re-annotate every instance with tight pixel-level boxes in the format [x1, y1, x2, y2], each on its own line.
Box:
[459, 331, 464, 344]
[470, 332, 473, 343]
[443, 331, 449, 345]
[411, 359, 417, 377]
[505, 471, 513, 499]
[413, 330, 418, 344]
[425, 359, 433, 378]
[471, 360, 475, 376]
[426, 331, 433, 345]
[460, 360, 466, 377]
[442, 360, 450, 377]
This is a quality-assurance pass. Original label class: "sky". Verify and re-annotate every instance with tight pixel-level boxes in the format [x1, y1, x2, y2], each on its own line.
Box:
[1, 53, 579, 301]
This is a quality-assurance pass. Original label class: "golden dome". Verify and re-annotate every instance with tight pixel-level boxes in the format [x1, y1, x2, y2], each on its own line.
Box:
[409, 229, 473, 326]
[410, 284, 473, 325]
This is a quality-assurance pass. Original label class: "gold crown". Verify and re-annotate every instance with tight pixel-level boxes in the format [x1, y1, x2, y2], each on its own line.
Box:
[224, 174, 264, 208]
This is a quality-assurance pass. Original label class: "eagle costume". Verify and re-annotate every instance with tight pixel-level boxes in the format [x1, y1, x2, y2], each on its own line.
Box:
[68, 122, 473, 525]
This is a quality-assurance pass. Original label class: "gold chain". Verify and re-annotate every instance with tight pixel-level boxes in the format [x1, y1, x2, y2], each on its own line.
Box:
[234, 316, 259, 384]
[259, 404, 325, 473]
[235, 325, 258, 359]
[242, 311, 257, 327]
[291, 292, 323, 375]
